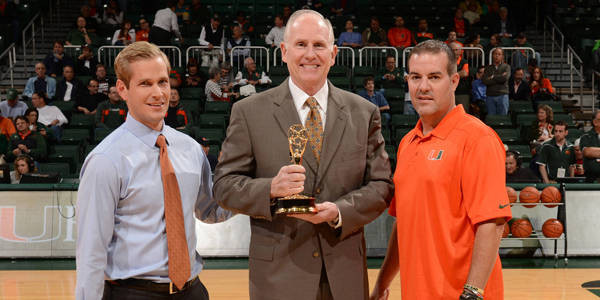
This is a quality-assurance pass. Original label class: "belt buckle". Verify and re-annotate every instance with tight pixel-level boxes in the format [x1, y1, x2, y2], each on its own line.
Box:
[169, 282, 178, 295]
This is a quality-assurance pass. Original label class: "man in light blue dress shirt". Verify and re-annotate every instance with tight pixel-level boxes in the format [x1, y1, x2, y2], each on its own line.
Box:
[76, 41, 231, 300]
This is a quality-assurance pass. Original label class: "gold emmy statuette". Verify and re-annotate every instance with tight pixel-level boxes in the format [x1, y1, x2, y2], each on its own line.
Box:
[275, 124, 317, 215]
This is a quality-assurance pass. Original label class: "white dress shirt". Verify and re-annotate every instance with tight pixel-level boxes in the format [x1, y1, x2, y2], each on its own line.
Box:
[153, 8, 182, 39]
[265, 26, 285, 47]
[64, 81, 73, 101]
[288, 77, 327, 128]
[37, 105, 68, 126]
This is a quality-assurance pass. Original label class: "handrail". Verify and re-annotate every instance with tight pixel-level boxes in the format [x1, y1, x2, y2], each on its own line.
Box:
[273, 46, 282, 66]
[359, 47, 398, 69]
[158, 46, 182, 68]
[0, 43, 17, 87]
[592, 70, 599, 113]
[402, 47, 413, 69]
[567, 45, 584, 109]
[404, 46, 486, 68]
[229, 46, 269, 72]
[22, 13, 43, 75]
[544, 16, 565, 64]
[185, 46, 225, 68]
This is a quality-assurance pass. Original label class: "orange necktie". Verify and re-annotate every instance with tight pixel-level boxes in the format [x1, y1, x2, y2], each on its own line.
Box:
[305, 97, 324, 161]
[156, 134, 190, 290]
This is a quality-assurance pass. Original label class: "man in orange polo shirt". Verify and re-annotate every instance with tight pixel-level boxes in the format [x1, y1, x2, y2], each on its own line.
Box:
[371, 40, 511, 300]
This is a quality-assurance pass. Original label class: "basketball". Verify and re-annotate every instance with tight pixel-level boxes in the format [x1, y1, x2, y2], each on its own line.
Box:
[519, 186, 540, 208]
[541, 186, 562, 208]
[502, 222, 510, 238]
[511, 219, 533, 238]
[542, 218, 564, 238]
[506, 186, 518, 203]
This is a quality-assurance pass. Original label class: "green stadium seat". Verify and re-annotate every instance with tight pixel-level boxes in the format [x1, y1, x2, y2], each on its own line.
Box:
[38, 162, 71, 179]
[494, 128, 520, 144]
[269, 65, 289, 76]
[328, 77, 351, 90]
[270, 75, 287, 86]
[94, 129, 111, 144]
[69, 114, 95, 129]
[204, 101, 230, 114]
[391, 114, 418, 128]
[509, 144, 532, 161]
[53, 101, 75, 116]
[537, 101, 564, 113]
[486, 115, 513, 128]
[181, 88, 205, 101]
[566, 128, 583, 143]
[385, 144, 396, 158]
[328, 65, 348, 77]
[389, 101, 403, 114]
[193, 128, 224, 145]
[78, 76, 93, 85]
[553, 114, 574, 124]
[180, 100, 201, 122]
[381, 128, 392, 145]
[510, 101, 534, 114]
[198, 114, 227, 128]
[515, 114, 537, 127]
[384, 88, 405, 101]
[353, 66, 377, 76]
[394, 128, 412, 142]
[61, 129, 90, 145]
[47, 145, 80, 173]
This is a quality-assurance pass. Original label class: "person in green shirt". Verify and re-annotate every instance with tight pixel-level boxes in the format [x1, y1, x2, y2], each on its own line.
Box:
[66, 16, 98, 47]
[95, 86, 127, 130]
[537, 121, 575, 183]
[5, 116, 47, 162]
[376, 55, 405, 90]
[580, 110, 600, 183]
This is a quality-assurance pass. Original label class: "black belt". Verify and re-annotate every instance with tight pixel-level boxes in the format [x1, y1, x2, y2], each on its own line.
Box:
[107, 275, 200, 294]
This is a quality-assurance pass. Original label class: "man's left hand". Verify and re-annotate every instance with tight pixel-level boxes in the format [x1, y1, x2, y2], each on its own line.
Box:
[289, 201, 339, 224]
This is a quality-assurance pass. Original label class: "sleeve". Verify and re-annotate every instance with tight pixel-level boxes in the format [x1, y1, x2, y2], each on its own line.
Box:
[30, 133, 47, 160]
[461, 132, 512, 224]
[198, 27, 209, 45]
[481, 66, 495, 86]
[493, 65, 510, 84]
[379, 93, 389, 107]
[130, 29, 136, 42]
[265, 28, 275, 45]
[23, 78, 34, 98]
[48, 78, 57, 99]
[75, 154, 120, 300]
[111, 30, 119, 45]
[170, 12, 181, 39]
[195, 146, 232, 223]
[55, 107, 68, 125]
[544, 79, 554, 94]
[536, 144, 548, 165]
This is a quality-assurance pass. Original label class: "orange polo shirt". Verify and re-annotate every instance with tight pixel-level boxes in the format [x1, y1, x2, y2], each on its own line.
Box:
[389, 105, 511, 299]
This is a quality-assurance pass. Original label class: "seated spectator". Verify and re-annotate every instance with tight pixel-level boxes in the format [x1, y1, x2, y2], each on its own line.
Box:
[470, 66, 487, 119]
[537, 121, 576, 183]
[235, 57, 272, 89]
[189, 0, 210, 26]
[526, 58, 537, 82]
[387, 17, 414, 49]
[0, 113, 16, 141]
[362, 17, 387, 46]
[282, 5, 292, 25]
[376, 55, 405, 90]
[580, 111, 600, 183]
[463, 2, 481, 25]
[112, 20, 136, 45]
[463, 33, 483, 62]
[43, 41, 74, 78]
[529, 104, 554, 143]
[6, 116, 47, 162]
[135, 18, 150, 42]
[198, 136, 218, 171]
[484, 33, 500, 55]
[508, 68, 531, 101]
[444, 31, 462, 46]
[165, 88, 191, 130]
[219, 63, 237, 92]
[75, 45, 96, 76]
[56, 65, 86, 102]
[66, 16, 98, 46]
[77, 79, 107, 115]
[227, 24, 251, 69]
[234, 11, 254, 37]
[205, 66, 238, 102]
[175, 0, 190, 25]
[197, 14, 225, 67]
[10, 154, 36, 184]
[31, 92, 68, 141]
[530, 67, 555, 104]
[79, 4, 99, 33]
[184, 59, 206, 88]
[482, 48, 510, 115]
[415, 18, 434, 43]
[0, 88, 28, 120]
[96, 86, 127, 130]
[102, 0, 123, 26]
[458, 0, 482, 15]
[169, 68, 183, 89]
[94, 64, 116, 95]
[451, 9, 469, 38]
[337, 19, 362, 48]
[506, 149, 539, 183]
[573, 138, 585, 176]
[358, 76, 391, 126]
[266, 15, 285, 48]
[25, 108, 53, 144]
[490, 7, 516, 38]
[511, 32, 540, 71]
[23, 62, 57, 100]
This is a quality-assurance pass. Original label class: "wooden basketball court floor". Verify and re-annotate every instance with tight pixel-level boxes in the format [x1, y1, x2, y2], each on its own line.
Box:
[0, 268, 599, 299]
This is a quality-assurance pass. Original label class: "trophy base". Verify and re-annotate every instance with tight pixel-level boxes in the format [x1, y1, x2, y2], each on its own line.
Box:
[275, 195, 317, 215]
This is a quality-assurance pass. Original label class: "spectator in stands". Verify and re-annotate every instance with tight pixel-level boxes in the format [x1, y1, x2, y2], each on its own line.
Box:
[463, 33, 483, 62]
[189, 0, 210, 26]
[102, 0, 124, 26]
[508, 68, 530, 101]
[77, 79, 107, 115]
[234, 11, 254, 37]
[75, 45, 96, 76]
[490, 7, 515, 38]
[112, 20, 136, 45]
[463, 2, 481, 25]
[362, 17, 387, 46]
[43, 41, 74, 78]
[377, 55, 405, 90]
[282, 5, 292, 25]
[135, 18, 150, 42]
[24, 108, 52, 143]
[537, 121, 576, 183]
[337, 19, 362, 48]
[56, 65, 86, 103]
[458, 0, 482, 15]
[175, 0, 190, 25]
[450, 42, 471, 109]
[580, 110, 600, 182]
[0, 89, 28, 120]
[23, 62, 57, 101]
[484, 33, 500, 55]
[184, 59, 206, 88]
[219, 63, 237, 92]
[198, 14, 225, 67]
[444, 31, 461, 46]
[227, 24, 251, 69]
[387, 17, 414, 49]
[529, 104, 554, 143]
[149, 0, 183, 45]
[96, 86, 127, 130]
[415, 18, 434, 43]
[198, 137, 218, 171]
[331, 0, 356, 16]
[205, 66, 238, 102]
[295, 0, 326, 14]
[482, 48, 510, 115]
[94, 64, 115, 95]
[6, 116, 47, 162]
[10, 154, 36, 184]
[0, 0, 19, 44]
[358, 76, 391, 126]
[66, 16, 97, 46]
[451, 9, 469, 38]
[79, 4, 99, 33]
[164, 88, 191, 130]
[506, 149, 539, 182]
[525, 58, 537, 82]
[0, 111, 16, 141]
[169, 68, 183, 89]
[30, 92, 68, 141]
[511, 32, 540, 72]
[573, 138, 585, 176]
[235, 57, 272, 90]
[471, 65, 487, 119]
[530, 66, 555, 106]
[266, 15, 286, 48]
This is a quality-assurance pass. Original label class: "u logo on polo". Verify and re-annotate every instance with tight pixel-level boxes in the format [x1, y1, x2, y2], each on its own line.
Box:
[427, 150, 444, 161]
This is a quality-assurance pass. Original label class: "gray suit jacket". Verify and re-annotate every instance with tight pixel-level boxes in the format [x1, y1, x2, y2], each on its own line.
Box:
[213, 79, 393, 300]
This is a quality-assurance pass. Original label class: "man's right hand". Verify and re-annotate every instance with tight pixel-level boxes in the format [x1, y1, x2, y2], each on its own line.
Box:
[208, 43, 214, 50]
[369, 287, 389, 300]
[270, 165, 306, 199]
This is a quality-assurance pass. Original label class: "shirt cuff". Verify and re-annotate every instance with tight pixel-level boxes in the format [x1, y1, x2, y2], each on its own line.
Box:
[327, 208, 342, 229]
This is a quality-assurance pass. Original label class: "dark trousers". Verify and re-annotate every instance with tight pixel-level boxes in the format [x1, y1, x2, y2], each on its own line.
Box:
[102, 278, 209, 300]
[149, 26, 173, 46]
[317, 266, 333, 300]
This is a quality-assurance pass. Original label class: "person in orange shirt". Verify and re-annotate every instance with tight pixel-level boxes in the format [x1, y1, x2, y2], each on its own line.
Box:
[371, 40, 511, 300]
[387, 16, 414, 48]
[136, 18, 150, 42]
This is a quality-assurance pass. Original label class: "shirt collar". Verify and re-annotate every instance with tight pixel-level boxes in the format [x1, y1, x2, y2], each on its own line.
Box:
[288, 78, 328, 113]
[124, 113, 167, 148]
[413, 105, 466, 141]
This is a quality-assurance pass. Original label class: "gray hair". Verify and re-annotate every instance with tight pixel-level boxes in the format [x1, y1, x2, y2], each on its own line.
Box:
[283, 9, 334, 45]
[407, 40, 457, 75]
[208, 66, 220, 79]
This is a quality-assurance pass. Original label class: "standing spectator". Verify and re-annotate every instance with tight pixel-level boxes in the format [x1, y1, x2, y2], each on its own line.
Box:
[358, 76, 391, 126]
[482, 48, 510, 115]
[537, 121, 576, 183]
[189, 0, 210, 26]
[30, 92, 68, 141]
[235, 57, 271, 91]
[471, 65, 487, 119]
[281, 5, 292, 25]
[164, 88, 191, 130]
[415, 18, 434, 43]
[0, 89, 28, 120]
[463, 2, 482, 25]
[490, 7, 516, 38]
[94, 64, 115, 95]
[529, 104, 554, 143]
[174, 0, 190, 25]
[376, 56, 405, 90]
[102, 0, 124, 26]
[451, 9, 470, 38]
[205, 66, 238, 102]
[135, 18, 150, 42]
[56, 65, 86, 102]
[43, 41, 74, 78]
[79, 4, 99, 33]
[149, 0, 183, 45]
[66, 17, 97, 46]
[233, 11, 254, 37]
[112, 20, 136, 45]
[76, 79, 107, 115]
[362, 17, 387, 46]
[6, 116, 47, 162]
[450, 42, 471, 109]
[508, 68, 530, 101]
[75, 45, 96, 76]
[197, 15, 225, 67]
[23, 63, 57, 101]
[95, 86, 127, 130]
[581, 110, 600, 182]
[0, 112, 16, 141]
[226, 24, 251, 69]
[183, 59, 206, 88]
[266, 15, 286, 48]
[387, 17, 414, 48]
[530, 66, 555, 106]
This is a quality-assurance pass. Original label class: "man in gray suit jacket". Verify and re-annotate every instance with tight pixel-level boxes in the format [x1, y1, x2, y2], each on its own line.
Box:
[213, 9, 393, 300]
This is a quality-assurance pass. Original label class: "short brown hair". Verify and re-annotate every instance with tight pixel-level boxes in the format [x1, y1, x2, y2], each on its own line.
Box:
[553, 120, 568, 132]
[114, 42, 171, 87]
[407, 40, 456, 75]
